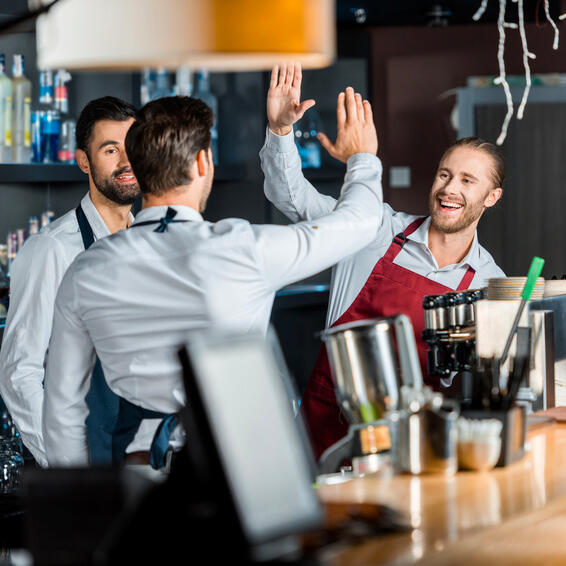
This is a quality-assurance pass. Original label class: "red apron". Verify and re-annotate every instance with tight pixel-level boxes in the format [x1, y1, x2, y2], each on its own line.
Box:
[302, 217, 476, 459]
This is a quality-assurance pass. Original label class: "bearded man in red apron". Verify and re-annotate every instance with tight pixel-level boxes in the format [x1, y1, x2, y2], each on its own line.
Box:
[261, 63, 505, 458]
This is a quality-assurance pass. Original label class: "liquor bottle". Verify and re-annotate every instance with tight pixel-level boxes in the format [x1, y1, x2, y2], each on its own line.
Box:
[294, 109, 322, 169]
[10, 54, 31, 163]
[174, 66, 192, 96]
[28, 216, 40, 237]
[58, 118, 75, 163]
[151, 68, 171, 100]
[38, 70, 54, 109]
[54, 69, 71, 115]
[6, 232, 17, 277]
[41, 210, 54, 228]
[140, 68, 155, 105]
[194, 69, 218, 165]
[0, 55, 11, 163]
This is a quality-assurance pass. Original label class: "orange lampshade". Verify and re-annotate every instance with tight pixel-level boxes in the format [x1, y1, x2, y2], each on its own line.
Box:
[36, 0, 335, 71]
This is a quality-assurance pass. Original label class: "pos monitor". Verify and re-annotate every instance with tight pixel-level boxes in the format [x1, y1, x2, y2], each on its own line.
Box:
[178, 328, 323, 561]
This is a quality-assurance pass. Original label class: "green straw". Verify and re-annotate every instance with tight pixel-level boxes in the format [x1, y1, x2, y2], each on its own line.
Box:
[500, 256, 545, 371]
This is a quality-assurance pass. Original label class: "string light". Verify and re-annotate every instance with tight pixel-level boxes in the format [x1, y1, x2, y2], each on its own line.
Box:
[515, 0, 536, 120]
[493, 0, 514, 145]
[543, 0, 560, 49]
[473, 0, 489, 20]
[473, 0, 563, 144]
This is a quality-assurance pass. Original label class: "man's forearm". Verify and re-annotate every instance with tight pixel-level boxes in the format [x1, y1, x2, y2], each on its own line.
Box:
[260, 128, 337, 222]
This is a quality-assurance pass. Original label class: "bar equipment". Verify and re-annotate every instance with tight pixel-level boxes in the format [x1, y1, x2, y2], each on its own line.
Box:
[316, 315, 425, 476]
[389, 395, 459, 475]
[423, 288, 484, 379]
[421, 259, 552, 467]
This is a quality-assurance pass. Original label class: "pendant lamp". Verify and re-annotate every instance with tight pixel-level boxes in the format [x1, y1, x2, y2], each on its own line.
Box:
[35, 0, 335, 71]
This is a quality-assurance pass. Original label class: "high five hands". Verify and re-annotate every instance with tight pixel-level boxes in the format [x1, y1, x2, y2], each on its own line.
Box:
[267, 62, 378, 163]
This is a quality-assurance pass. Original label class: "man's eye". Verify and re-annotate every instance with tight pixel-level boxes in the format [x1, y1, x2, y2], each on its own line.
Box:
[105, 148, 117, 154]
[439, 173, 448, 179]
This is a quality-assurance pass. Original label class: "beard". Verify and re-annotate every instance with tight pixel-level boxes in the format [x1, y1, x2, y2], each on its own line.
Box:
[428, 191, 486, 234]
[90, 163, 140, 206]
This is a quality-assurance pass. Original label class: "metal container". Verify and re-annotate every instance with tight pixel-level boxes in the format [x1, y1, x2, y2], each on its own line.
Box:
[319, 315, 423, 425]
[389, 400, 459, 475]
[423, 294, 448, 331]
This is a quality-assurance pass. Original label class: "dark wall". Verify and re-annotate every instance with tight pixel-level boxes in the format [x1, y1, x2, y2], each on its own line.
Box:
[341, 23, 566, 215]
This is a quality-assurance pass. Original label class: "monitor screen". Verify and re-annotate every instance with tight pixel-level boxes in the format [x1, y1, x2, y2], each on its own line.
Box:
[185, 330, 322, 545]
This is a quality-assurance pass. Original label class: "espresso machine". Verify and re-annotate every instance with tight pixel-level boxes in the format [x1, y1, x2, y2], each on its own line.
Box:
[316, 315, 455, 477]
[422, 287, 561, 414]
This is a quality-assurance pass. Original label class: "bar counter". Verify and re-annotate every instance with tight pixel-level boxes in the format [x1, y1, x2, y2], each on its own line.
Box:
[316, 419, 566, 565]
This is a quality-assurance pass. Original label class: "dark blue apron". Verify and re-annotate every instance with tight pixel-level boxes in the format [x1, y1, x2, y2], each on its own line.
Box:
[76, 204, 120, 465]
[76, 205, 184, 469]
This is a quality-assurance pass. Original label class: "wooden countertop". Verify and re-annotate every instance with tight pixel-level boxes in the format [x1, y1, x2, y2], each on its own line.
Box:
[316, 421, 566, 565]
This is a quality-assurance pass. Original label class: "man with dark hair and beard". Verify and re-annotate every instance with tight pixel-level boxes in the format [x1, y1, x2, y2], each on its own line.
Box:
[0, 96, 140, 467]
[261, 63, 505, 458]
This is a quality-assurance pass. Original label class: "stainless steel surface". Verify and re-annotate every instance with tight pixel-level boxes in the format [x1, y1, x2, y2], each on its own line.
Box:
[424, 305, 448, 331]
[389, 402, 459, 475]
[352, 452, 390, 476]
[320, 316, 422, 424]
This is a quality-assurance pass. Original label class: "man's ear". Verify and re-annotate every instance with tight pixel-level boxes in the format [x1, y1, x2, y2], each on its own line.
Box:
[76, 149, 90, 175]
[484, 187, 503, 208]
[195, 149, 210, 177]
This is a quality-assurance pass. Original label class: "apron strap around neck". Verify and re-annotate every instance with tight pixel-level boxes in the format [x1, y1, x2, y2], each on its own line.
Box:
[384, 216, 427, 262]
[457, 266, 476, 290]
[75, 204, 95, 250]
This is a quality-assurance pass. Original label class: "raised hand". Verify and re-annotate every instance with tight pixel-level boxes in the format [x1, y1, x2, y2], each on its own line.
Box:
[267, 62, 316, 136]
[317, 88, 378, 163]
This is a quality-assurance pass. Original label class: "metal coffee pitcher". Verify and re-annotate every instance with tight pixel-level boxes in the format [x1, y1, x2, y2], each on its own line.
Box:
[320, 315, 423, 425]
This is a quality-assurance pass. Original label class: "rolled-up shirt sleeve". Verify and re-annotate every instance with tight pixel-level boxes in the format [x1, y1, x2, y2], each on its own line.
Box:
[255, 152, 383, 289]
[43, 267, 96, 467]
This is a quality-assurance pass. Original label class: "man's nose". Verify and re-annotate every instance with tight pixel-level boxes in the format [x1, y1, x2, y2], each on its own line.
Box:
[117, 148, 131, 169]
[444, 176, 459, 194]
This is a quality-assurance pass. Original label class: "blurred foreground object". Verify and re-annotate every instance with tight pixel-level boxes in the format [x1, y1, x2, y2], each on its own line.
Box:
[34, 0, 335, 71]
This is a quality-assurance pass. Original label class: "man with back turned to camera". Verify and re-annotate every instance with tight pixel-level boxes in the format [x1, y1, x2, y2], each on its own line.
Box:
[260, 62, 506, 458]
[41, 74, 386, 469]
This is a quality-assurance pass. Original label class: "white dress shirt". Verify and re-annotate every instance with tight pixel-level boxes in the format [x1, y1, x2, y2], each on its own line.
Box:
[43, 152, 382, 466]
[260, 129, 505, 327]
[0, 193, 136, 467]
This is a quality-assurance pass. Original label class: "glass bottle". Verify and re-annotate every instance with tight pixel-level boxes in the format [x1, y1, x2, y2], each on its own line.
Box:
[194, 69, 218, 165]
[10, 54, 31, 163]
[174, 66, 192, 97]
[151, 68, 171, 100]
[0, 55, 11, 163]
[294, 109, 322, 169]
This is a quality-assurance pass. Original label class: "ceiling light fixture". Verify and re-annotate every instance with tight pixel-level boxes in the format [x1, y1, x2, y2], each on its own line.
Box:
[34, 0, 335, 72]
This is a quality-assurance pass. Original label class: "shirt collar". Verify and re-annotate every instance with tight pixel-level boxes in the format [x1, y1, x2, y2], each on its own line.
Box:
[132, 205, 203, 226]
[407, 215, 481, 271]
[80, 192, 136, 240]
